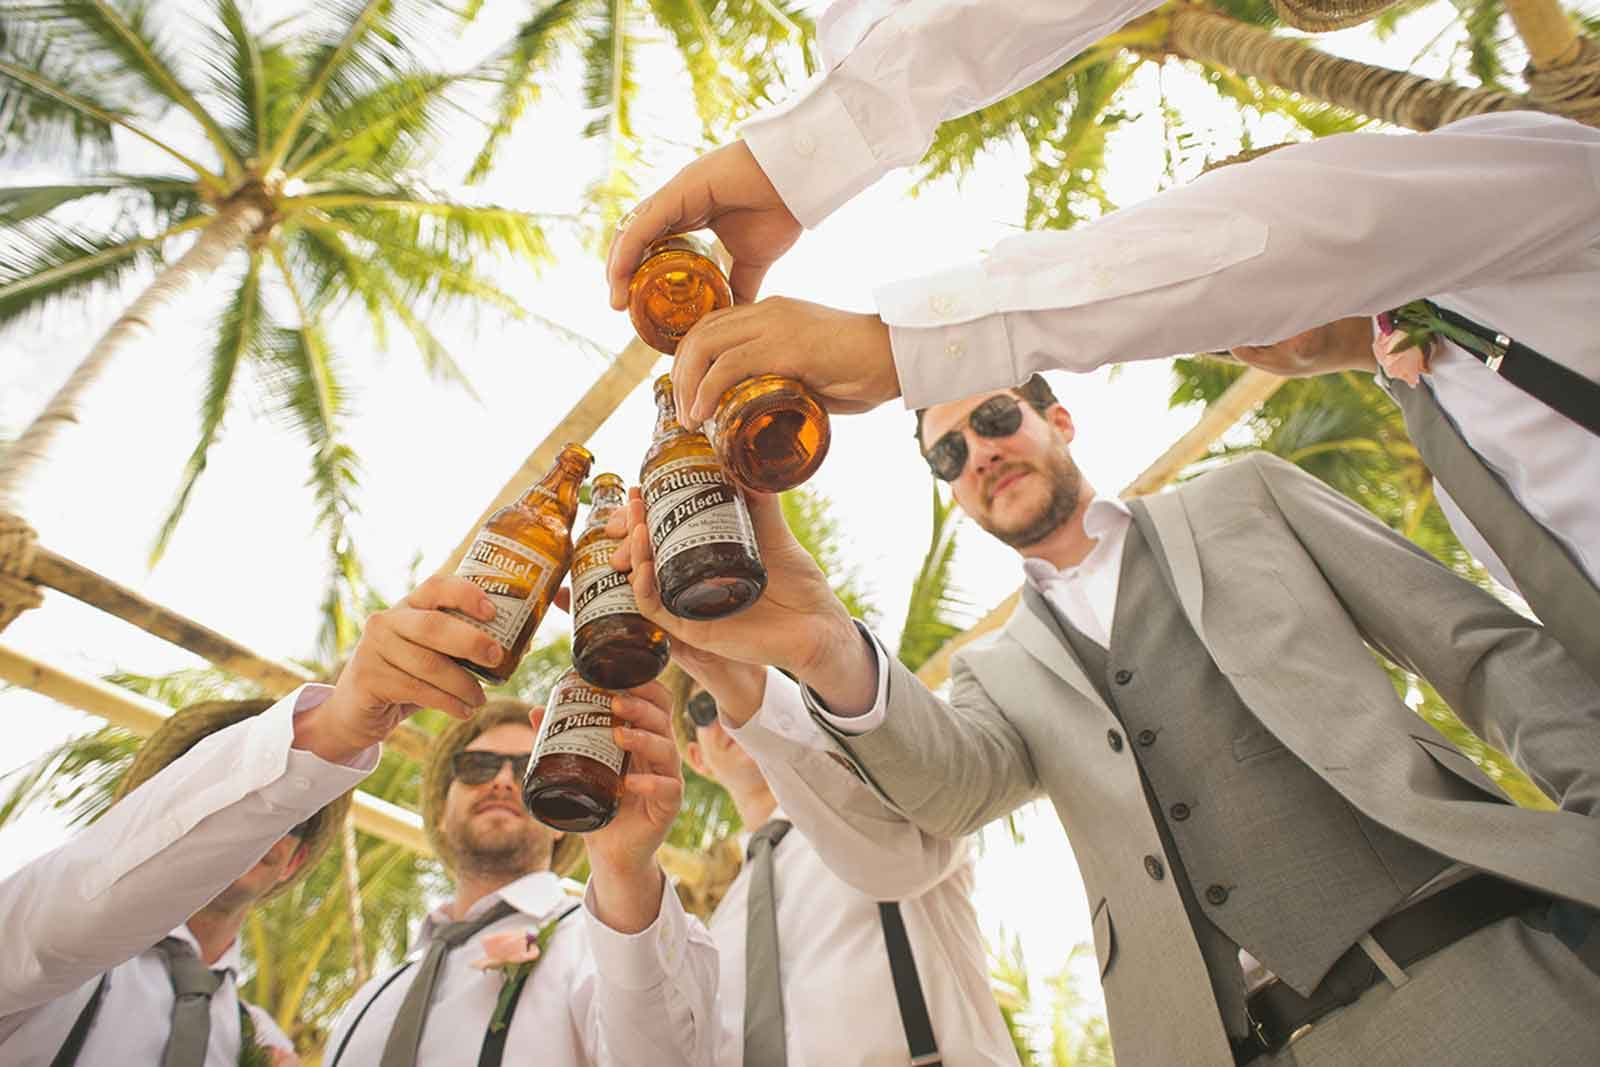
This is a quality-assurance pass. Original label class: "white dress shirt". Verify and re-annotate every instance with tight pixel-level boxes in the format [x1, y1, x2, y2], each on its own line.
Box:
[725, 669, 1018, 1067]
[740, 0, 1600, 593]
[323, 869, 718, 1067]
[0, 684, 376, 1064]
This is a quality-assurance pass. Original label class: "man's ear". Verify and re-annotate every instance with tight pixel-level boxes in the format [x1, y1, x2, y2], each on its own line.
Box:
[1046, 402, 1075, 444]
[684, 739, 711, 779]
[276, 839, 311, 886]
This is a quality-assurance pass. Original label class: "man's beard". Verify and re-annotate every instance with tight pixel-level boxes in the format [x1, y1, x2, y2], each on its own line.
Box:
[981, 449, 1083, 549]
[446, 809, 550, 881]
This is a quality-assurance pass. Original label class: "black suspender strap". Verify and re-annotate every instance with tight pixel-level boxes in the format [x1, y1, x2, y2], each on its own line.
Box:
[1424, 301, 1600, 438]
[474, 901, 584, 1067]
[877, 902, 941, 1067]
[50, 974, 111, 1067]
[326, 960, 416, 1067]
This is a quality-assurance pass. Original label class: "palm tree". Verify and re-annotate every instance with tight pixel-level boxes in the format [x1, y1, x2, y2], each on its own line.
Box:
[918, 0, 1574, 229]
[0, 0, 557, 646]
[464, 0, 816, 232]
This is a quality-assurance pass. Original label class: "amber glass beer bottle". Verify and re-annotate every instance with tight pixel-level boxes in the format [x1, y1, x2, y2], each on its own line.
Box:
[524, 668, 627, 832]
[571, 473, 670, 689]
[640, 375, 767, 619]
[627, 234, 830, 492]
[447, 443, 592, 684]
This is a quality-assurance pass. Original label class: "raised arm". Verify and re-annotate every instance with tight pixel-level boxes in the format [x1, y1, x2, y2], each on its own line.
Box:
[1249, 453, 1600, 817]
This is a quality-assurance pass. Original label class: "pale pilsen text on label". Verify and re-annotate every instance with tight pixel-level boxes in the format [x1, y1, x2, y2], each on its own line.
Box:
[451, 530, 557, 648]
[538, 683, 625, 773]
[643, 456, 758, 569]
[572, 539, 642, 629]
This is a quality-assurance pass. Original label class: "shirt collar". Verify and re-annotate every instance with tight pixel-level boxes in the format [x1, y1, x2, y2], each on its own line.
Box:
[422, 871, 575, 942]
[1020, 497, 1132, 589]
[734, 804, 789, 855]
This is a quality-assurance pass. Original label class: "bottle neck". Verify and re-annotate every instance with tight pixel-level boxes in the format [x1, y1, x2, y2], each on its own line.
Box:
[585, 486, 626, 532]
[652, 391, 688, 441]
[524, 464, 583, 526]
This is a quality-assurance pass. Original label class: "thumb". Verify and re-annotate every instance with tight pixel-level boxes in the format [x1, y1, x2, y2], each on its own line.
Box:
[743, 490, 792, 547]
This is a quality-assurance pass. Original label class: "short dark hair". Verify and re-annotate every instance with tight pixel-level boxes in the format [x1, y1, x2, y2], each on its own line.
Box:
[913, 374, 1060, 447]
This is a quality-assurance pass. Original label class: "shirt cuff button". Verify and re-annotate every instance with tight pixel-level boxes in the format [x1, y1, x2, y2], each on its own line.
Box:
[794, 132, 817, 158]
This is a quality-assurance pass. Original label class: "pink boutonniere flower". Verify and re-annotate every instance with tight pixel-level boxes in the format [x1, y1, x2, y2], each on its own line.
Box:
[472, 920, 564, 1032]
[1374, 307, 1435, 387]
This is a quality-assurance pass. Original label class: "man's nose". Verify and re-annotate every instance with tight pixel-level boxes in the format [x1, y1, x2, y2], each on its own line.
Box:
[492, 760, 519, 788]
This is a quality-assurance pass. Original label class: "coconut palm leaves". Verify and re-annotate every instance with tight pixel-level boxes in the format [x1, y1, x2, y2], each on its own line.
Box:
[0, 0, 555, 585]
[468, 0, 815, 231]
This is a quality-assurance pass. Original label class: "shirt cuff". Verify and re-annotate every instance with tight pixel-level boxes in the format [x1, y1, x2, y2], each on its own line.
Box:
[874, 263, 1019, 409]
[806, 622, 889, 736]
[727, 667, 832, 750]
[583, 873, 690, 991]
[740, 81, 885, 229]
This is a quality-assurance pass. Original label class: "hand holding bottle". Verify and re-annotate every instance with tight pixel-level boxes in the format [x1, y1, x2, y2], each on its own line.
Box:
[607, 141, 801, 309]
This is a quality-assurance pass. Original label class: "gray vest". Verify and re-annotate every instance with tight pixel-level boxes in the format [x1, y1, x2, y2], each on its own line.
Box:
[1042, 513, 1452, 1003]
[1384, 376, 1600, 684]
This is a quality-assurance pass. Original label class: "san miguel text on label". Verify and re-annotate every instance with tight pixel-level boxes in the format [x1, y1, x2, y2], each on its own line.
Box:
[640, 375, 766, 620]
[572, 473, 670, 690]
[523, 668, 627, 832]
[627, 233, 830, 492]
[448, 443, 592, 684]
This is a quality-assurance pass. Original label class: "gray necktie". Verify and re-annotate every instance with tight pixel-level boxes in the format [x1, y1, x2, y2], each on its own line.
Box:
[379, 899, 518, 1067]
[153, 937, 225, 1067]
[744, 819, 793, 1067]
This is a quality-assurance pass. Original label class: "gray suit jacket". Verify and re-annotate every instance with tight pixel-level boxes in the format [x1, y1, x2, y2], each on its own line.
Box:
[812, 453, 1600, 1067]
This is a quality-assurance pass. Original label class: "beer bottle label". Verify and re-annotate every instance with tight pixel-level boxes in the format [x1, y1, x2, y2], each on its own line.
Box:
[537, 681, 625, 773]
[642, 456, 758, 568]
[452, 530, 557, 648]
[572, 540, 639, 629]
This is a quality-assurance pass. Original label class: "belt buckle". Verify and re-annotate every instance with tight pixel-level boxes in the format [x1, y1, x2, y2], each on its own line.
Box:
[1288, 1023, 1315, 1047]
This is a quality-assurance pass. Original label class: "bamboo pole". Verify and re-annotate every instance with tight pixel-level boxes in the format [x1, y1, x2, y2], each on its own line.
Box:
[0, 643, 431, 853]
[915, 368, 1286, 689]
[438, 337, 662, 575]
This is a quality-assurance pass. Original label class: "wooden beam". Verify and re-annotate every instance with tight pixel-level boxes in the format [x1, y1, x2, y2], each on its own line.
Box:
[438, 338, 662, 575]
[0, 643, 431, 854]
[915, 367, 1286, 689]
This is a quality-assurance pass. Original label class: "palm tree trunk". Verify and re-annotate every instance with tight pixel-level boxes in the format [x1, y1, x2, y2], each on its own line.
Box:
[0, 195, 264, 509]
[1504, 0, 1583, 71]
[1164, 6, 1532, 131]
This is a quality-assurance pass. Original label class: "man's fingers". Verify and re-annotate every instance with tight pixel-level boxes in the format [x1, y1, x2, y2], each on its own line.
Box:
[612, 723, 678, 776]
[403, 574, 496, 620]
[609, 178, 712, 308]
[377, 664, 481, 720]
[673, 306, 759, 428]
[377, 634, 487, 711]
[692, 342, 773, 426]
[620, 772, 684, 806]
[529, 705, 545, 733]
[742, 488, 793, 547]
[553, 586, 571, 615]
[384, 605, 504, 669]
[610, 690, 671, 738]
[728, 260, 770, 308]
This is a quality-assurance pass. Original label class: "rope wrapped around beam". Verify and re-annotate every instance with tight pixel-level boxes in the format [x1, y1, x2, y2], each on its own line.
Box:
[0, 514, 43, 632]
[1269, 0, 1391, 33]
[1526, 36, 1600, 127]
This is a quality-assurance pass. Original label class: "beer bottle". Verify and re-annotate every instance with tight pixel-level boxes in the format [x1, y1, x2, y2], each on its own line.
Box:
[448, 443, 593, 684]
[524, 668, 627, 832]
[640, 375, 767, 619]
[627, 234, 830, 492]
[572, 473, 670, 690]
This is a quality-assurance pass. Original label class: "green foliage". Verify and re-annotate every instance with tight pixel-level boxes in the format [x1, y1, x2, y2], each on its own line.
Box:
[989, 930, 1113, 1067]
[896, 482, 969, 672]
[780, 487, 877, 625]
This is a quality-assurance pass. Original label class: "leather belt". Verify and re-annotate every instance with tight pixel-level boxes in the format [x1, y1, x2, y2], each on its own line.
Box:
[1232, 875, 1549, 1065]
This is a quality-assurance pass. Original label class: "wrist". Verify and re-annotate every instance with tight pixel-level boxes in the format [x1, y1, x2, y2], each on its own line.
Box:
[588, 858, 664, 935]
[794, 611, 878, 717]
[708, 663, 768, 727]
[291, 692, 371, 764]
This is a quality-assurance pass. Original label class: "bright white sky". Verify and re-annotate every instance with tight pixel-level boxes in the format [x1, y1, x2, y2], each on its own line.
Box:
[0, 0, 1516, 1040]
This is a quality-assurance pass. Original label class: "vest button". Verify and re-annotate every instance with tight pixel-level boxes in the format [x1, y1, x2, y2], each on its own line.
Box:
[1137, 729, 1157, 747]
[1114, 669, 1134, 685]
[1107, 729, 1124, 752]
[1170, 802, 1191, 821]
[1144, 855, 1165, 881]
[1205, 884, 1230, 906]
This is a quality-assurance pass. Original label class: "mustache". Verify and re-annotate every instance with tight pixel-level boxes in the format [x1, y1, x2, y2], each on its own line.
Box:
[983, 462, 1034, 504]
[471, 796, 526, 816]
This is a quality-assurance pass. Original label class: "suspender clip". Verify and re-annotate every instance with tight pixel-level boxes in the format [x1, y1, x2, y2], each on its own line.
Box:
[1485, 334, 1511, 373]
[909, 1054, 944, 1066]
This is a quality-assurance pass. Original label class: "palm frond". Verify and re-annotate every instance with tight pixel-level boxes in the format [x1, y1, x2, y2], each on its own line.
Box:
[150, 252, 269, 566]
[200, 0, 298, 162]
[26, 0, 245, 173]
[287, 68, 467, 179]
[579, 0, 642, 233]
[467, 0, 589, 184]
[0, 15, 118, 163]
[0, 214, 205, 332]
[779, 488, 877, 624]
[896, 481, 969, 672]
[0, 725, 141, 829]
[0, 176, 201, 228]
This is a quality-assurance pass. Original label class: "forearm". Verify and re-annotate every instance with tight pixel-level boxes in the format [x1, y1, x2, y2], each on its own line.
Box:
[582, 878, 719, 1066]
[743, 0, 1164, 226]
[879, 111, 1600, 407]
[0, 686, 375, 1014]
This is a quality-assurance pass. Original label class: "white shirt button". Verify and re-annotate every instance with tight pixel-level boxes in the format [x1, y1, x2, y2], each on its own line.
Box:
[930, 295, 957, 316]
[946, 341, 965, 358]
[292, 776, 312, 790]
[794, 132, 817, 158]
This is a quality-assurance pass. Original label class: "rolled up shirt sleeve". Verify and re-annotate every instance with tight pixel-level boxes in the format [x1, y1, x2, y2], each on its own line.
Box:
[741, 0, 1166, 227]
[880, 110, 1600, 408]
[0, 684, 376, 1017]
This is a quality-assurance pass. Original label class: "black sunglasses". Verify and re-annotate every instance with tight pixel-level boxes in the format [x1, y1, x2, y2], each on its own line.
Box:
[451, 750, 532, 786]
[924, 394, 1028, 482]
[686, 690, 719, 729]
